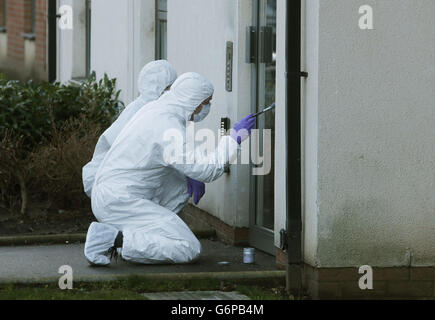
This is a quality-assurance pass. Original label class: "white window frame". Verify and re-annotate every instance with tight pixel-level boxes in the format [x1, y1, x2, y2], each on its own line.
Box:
[155, 0, 167, 60]
[71, 0, 91, 81]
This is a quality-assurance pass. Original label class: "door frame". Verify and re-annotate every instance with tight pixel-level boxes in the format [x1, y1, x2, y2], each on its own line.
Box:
[249, 0, 275, 255]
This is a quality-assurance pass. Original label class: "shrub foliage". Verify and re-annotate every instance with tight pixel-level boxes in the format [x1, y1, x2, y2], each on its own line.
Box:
[0, 73, 123, 215]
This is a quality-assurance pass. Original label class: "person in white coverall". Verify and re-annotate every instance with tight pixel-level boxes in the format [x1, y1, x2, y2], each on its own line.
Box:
[84, 72, 256, 265]
[82, 60, 177, 198]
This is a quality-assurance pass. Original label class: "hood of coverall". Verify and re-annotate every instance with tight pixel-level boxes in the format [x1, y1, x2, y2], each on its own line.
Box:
[137, 60, 177, 104]
[155, 72, 214, 122]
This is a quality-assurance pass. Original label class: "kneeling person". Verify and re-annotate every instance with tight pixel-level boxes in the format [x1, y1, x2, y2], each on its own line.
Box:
[84, 72, 255, 265]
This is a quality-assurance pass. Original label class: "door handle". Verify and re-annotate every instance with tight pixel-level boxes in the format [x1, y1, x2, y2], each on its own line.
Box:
[260, 26, 273, 63]
[246, 26, 274, 64]
[246, 26, 257, 63]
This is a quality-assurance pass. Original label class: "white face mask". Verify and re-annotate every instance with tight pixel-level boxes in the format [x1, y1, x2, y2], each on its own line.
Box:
[193, 104, 211, 123]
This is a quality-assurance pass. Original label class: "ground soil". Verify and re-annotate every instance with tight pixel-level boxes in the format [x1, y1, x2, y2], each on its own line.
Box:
[0, 202, 204, 237]
[0, 203, 95, 236]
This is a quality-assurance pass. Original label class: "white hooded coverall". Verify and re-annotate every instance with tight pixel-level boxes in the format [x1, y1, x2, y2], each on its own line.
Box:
[90, 73, 239, 264]
[82, 60, 177, 197]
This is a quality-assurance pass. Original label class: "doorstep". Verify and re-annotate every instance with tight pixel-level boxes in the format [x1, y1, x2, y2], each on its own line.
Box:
[0, 239, 282, 285]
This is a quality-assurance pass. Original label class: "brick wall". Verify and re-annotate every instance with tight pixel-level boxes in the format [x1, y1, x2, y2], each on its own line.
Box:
[6, 0, 25, 62]
[303, 265, 435, 300]
[276, 247, 286, 270]
[276, 248, 435, 299]
[304, 263, 435, 299]
[179, 204, 250, 246]
[0, 0, 47, 81]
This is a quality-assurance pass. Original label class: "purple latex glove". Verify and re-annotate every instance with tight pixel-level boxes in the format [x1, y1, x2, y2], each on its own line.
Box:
[187, 177, 206, 205]
[231, 114, 256, 144]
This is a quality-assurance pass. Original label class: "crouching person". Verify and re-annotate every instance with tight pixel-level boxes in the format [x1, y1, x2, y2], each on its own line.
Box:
[84, 72, 255, 265]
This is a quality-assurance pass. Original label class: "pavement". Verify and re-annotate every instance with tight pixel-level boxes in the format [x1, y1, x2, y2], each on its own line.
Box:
[0, 238, 282, 284]
[143, 291, 251, 300]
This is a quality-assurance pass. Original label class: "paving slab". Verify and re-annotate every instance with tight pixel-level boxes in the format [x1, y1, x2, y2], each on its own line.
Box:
[143, 291, 250, 300]
[0, 239, 280, 284]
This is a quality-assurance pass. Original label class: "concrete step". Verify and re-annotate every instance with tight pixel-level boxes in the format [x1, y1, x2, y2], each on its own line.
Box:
[0, 239, 282, 285]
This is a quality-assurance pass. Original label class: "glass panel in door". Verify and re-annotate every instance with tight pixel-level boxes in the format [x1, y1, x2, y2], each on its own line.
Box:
[255, 0, 276, 232]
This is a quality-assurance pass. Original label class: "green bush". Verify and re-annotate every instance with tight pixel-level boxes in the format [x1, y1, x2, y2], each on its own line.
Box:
[0, 72, 123, 149]
[0, 73, 124, 215]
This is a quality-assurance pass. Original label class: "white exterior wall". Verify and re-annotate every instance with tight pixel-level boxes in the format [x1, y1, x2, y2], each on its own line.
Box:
[90, 0, 155, 104]
[57, 0, 72, 82]
[304, 0, 435, 267]
[301, 0, 320, 268]
[167, 0, 252, 228]
[0, 33, 6, 64]
[57, 0, 155, 104]
[23, 39, 36, 78]
[57, 0, 88, 83]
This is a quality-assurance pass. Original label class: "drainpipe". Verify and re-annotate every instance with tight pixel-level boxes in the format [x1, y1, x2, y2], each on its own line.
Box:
[47, 0, 57, 82]
[284, 0, 303, 297]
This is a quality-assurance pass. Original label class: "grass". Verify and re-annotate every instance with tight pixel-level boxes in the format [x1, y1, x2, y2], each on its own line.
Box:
[236, 285, 294, 300]
[0, 276, 294, 300]
[0, 285, 147, 300]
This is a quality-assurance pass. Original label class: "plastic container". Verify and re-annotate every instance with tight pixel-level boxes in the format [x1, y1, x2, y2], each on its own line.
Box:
[243, 248, 255, 264]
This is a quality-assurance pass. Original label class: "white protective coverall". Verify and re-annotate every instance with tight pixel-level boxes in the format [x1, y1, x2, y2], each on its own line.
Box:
[89, 73, 239, 264]
[82, 60, 177, 197]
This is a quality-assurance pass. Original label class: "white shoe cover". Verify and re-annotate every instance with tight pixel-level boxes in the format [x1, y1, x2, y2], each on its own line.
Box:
[84, 222, 120, 266]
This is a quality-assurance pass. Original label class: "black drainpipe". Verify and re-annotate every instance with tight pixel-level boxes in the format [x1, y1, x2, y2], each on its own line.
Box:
[47, 0, 57, 83]
[285, 0, 303, 297]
